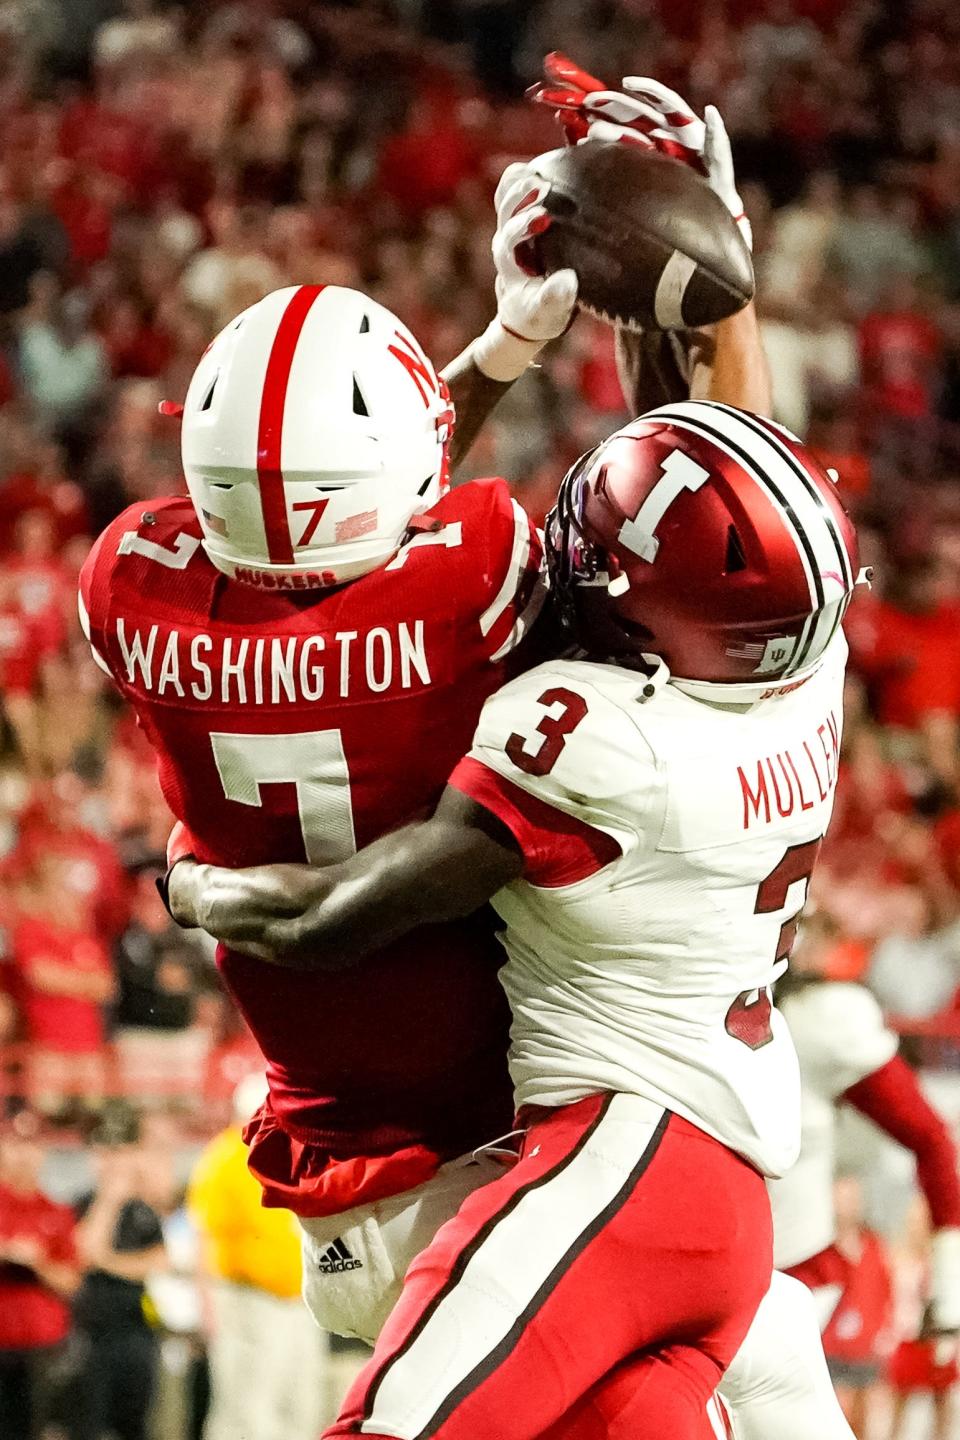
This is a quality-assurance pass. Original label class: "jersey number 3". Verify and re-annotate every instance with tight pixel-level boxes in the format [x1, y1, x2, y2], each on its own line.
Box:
[726, 838, 822, 1050]
[505, 688, 588, 777]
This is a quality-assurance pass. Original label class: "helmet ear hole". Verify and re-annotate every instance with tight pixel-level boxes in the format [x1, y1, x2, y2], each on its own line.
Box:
[352, 377, 369, 417]
[724, 525, 747, 574]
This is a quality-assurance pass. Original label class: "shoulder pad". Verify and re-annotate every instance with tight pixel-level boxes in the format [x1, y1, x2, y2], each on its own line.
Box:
[467, 661, 660, 850]
[80, 496, 211, 640]
[784, 981, 897, 1095]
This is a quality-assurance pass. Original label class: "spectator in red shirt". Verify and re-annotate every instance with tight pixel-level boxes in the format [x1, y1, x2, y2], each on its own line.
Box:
[13, 773, 131, 945]
[11, 858, 116, 1113]
[846, 556, 960, 780]
[859, 276, 942, 421]
[0, 1106, 79, 1440]
[822, 1175, 893, 1438]
[377, 94, 479, 218]
[0, 436, 89, 555]
[887, 1196, 959, 1440]
[5, 509, 71, 659]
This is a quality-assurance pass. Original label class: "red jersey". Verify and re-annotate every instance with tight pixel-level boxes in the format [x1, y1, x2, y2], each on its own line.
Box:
[0, 1182, 77, 1348]
[13, 916, 111, 1053]
[80, 479, 543, 1210]
[822, 1230, 892, 1366]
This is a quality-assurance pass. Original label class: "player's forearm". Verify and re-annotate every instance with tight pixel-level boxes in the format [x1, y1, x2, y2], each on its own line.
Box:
[441, 348, 515, 471]
[168, 861, 328, 938]
[236, 795, 521, 968]
[689, 301, 772, 413]
[843, 1055, 960, 1228]
[97, 1245, 166, 1284]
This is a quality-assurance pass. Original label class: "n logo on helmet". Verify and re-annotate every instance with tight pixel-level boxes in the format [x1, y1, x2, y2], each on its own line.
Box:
[388, 329, 439, 408]
[618, 450, 710, 562]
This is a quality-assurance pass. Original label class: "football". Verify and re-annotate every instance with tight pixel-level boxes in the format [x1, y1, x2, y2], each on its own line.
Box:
[530, 142, 755, 333]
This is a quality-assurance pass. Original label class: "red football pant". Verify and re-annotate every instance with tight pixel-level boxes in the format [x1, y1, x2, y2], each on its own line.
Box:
[324, 1091, 772, 1440]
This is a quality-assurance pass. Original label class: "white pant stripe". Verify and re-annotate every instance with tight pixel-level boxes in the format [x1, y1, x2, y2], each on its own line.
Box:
[361, 1093, 668, 1439]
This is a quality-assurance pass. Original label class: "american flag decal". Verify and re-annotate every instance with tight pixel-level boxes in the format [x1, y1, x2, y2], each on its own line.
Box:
[202, 509, 227, 536]
[335, 509, 378, 543]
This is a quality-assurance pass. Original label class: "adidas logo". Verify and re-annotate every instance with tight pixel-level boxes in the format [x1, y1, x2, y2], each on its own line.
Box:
[316, 1238, 362, 1274]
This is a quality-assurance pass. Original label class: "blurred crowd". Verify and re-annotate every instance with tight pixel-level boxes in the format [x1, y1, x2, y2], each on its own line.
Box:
[0, 1089, 335, 1440]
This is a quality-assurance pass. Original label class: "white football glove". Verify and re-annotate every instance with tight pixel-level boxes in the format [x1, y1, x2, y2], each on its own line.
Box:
[530, 55, 751, 251]
[930, 1227, 960, 1336]
[471, 159, 578, 383]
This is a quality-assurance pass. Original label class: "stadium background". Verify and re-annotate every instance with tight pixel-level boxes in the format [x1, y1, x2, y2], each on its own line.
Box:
[1, 0, 960, 1436]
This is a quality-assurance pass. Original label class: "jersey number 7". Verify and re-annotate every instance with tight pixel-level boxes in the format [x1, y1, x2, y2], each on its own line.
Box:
[210, 730, 357, 865]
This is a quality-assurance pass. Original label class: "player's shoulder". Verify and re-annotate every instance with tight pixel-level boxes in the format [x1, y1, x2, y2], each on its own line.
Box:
[782, 979, 896, 1091]
[385, 478, 542, 652]
[788, 631, 848, 711]
[85, 495, 199, 565]
[433, 475, 515, 530]
[783, 979, 885, 1038]
[474, 658, 660, 802]
[80, 495, 209, 630]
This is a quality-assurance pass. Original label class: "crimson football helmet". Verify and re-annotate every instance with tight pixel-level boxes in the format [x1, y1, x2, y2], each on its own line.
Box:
[546, 401, 862, 701]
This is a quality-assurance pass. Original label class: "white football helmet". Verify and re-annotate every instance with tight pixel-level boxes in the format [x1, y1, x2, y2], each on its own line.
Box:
[180, 285, 454, 588]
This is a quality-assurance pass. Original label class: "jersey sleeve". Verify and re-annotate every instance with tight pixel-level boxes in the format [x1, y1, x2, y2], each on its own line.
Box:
[465, 479, 546, 666]
[78, 523, 118, 678]
[449, 666, 659, 886]
[786, 981, 898, 1097]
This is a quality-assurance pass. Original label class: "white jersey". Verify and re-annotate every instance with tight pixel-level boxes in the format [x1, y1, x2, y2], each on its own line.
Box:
[770, 982, 897, 1268]
[456, 636, 848, 1178]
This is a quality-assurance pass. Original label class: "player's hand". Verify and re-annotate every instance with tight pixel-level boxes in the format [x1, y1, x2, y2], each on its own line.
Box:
[2, 1236, 42, 1268]
[493, 161, 579, 343]
[165, 859, 205, 930]
[167, 857, 330, 957]
[470, 160, 578, 383]
[529, 54, 751, 251]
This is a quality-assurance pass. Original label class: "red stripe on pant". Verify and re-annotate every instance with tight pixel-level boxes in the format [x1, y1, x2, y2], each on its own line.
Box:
[325, 1093, 772, 1440]
[256, 284, 325, 565]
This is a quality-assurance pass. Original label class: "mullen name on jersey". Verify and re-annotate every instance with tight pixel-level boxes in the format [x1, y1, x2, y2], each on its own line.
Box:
[113, 616, 432, 705]
[737, 707, 840, 830]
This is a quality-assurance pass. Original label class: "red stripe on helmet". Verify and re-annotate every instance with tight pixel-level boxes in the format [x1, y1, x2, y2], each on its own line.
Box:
[256, 285, 325, 564]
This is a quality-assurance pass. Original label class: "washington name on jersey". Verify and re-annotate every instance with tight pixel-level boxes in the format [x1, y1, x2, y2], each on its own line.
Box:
[451, 636, 849, 1178]
[110, 613, 432, 706]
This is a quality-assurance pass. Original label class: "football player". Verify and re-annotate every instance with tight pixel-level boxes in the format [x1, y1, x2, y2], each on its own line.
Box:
[170, 398, 863, 1440]
[773, 969, 960, 1333]
[80, 66, 767, 1353]
[79, 271, 554, 1342]
[160, 69, 862, 1440]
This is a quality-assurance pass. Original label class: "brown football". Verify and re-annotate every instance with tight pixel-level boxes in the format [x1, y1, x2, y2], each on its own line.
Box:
[531, 142, 754, 333]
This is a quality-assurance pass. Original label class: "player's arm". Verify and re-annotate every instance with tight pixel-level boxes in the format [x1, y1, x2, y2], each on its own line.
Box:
[842, 1055, 960, 1332]
[167, 789, 523, 967]
[441, 164, 577, 470]
[168, 676, 633, 959]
